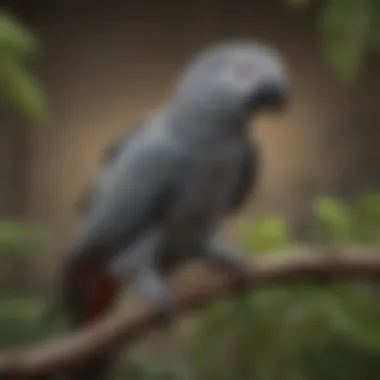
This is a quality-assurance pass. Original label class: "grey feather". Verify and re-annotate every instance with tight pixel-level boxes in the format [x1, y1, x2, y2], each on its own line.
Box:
[74, 123, 143, 214]
[69, 118, 184, 262]
[228, 137, 260, 213]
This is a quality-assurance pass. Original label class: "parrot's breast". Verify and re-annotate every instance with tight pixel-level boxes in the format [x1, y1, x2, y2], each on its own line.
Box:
[166, 143, 243, 251]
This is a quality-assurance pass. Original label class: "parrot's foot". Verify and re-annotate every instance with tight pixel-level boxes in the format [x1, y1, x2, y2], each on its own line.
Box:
[136, 269, 177, 329]
[200, 244, 252, 293]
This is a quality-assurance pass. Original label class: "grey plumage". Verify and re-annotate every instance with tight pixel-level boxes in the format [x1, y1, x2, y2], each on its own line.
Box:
[74, 122, 143, 214]
[58, 40, 289, 380]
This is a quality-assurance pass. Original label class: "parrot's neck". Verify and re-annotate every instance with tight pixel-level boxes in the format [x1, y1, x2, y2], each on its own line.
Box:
[165, 101, 250, 147]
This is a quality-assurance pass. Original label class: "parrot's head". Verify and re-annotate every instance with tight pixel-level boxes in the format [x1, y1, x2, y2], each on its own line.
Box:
[169, 41, 289, 138]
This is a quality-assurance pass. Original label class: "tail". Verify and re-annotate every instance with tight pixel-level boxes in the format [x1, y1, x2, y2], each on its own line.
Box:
[54, 257, 120, 380]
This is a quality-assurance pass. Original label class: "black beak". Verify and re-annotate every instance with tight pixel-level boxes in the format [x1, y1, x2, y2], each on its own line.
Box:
[248, 79, 288, 112]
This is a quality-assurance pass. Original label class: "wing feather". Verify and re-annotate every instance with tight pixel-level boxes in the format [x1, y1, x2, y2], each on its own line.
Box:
[228, 138, 260, 213]
[75, 122, 144, 214]
[70, 129, 181, 262]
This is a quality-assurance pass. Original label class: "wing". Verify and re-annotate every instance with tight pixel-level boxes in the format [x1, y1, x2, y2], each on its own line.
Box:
[75, 122, 145, 214]
[228, 138, 260, 213]
[70, 133, 182, 262]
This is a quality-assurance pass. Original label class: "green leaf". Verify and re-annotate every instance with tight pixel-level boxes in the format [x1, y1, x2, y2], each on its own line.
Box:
[0, 58, 49, 125]
[245, 288, 294, 315]
[329, 285, 380, 349]
[0, 12, 38, 60]
[350, 191, 380, 243]
[0, 11, 48, 125]
[0, 297, 48, 345]
[233, 217, 292, 253]
[308, 289, 355, 334]
[286, 0, 380, 83]
[368, 0, 380, 50]
[313, 197, 351, 244]
[0, 221, 49, 256]
[318, 0, 371, 83]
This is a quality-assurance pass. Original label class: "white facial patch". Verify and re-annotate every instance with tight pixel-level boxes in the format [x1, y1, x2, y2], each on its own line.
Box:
[218, 60, 258, 94]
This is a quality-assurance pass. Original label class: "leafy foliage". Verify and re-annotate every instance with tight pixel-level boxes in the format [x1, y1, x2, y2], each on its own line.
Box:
[0, 11, 50, 347]
[0, 220, 50, 346]
[0, 297, 47, 346]
[0, 12, 48, 124]
[286, 0, 380, 83]
[0, 220, 48, 256]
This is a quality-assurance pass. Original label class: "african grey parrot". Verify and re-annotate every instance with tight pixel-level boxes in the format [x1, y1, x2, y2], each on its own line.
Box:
[57, 40, 289, 380]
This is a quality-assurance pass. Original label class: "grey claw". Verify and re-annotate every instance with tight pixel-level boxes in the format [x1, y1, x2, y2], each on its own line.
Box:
[135, 270, 178, 328]
[200, 243, 251, 292]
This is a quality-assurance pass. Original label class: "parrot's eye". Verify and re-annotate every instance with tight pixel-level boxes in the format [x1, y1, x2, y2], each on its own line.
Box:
[247, 79, 288, 112]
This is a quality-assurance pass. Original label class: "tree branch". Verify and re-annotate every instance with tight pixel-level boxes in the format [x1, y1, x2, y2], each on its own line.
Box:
[1, 250, 380, 378]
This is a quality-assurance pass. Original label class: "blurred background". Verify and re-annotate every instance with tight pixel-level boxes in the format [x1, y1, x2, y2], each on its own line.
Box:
[1, 0, 380, 379]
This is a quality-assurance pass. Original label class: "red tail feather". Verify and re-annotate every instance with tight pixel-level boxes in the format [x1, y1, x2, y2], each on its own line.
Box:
[70, 262, 120, 323]
[87, 268, 119, 321]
